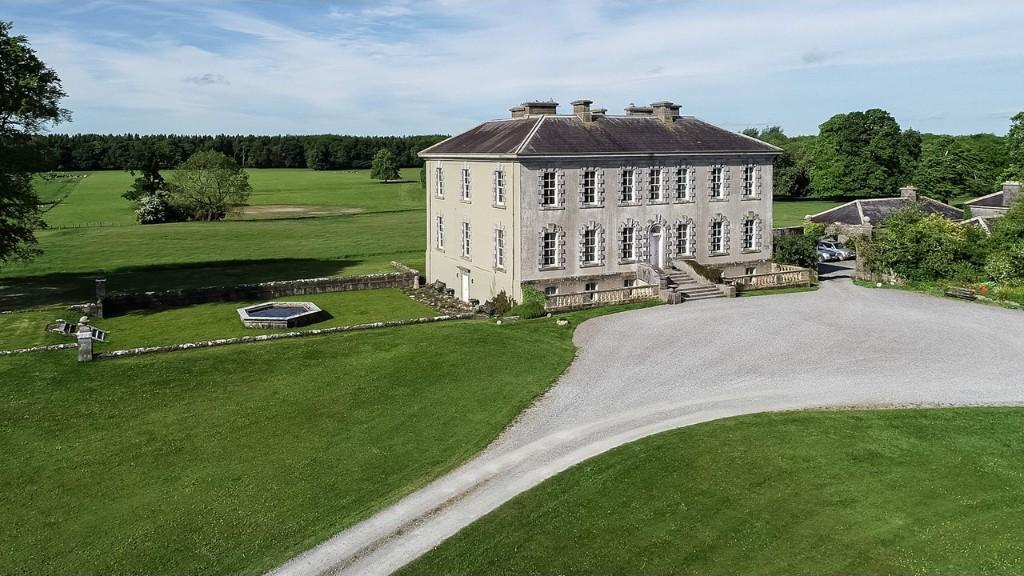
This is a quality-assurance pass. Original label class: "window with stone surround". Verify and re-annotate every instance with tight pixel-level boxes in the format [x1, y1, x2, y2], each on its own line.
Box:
[541, 170, 557, 206]
[742, 164, 756, 198]
[710, 166, 724, 199]
[618, 219, 641, 263]
[709, 214, 730, 255]
[741, 211, 762, 251]
[620, 168, 636, 203]
[582, 170, 597, 205]
[673, 219, 694, 257]
[675, 166, 692, 201]
[648, 168, 665, 202]
[579, 222, 605, 267]
[538, 224, 565, 270]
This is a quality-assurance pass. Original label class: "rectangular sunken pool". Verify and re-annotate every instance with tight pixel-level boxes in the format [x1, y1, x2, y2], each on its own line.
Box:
[237, 302, 324, 329]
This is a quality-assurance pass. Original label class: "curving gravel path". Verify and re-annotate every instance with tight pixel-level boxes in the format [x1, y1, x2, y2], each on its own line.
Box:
[268, 264, 1024, 576]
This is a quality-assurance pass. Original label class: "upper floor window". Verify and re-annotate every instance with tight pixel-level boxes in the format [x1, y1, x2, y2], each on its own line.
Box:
[541, 231, 558, 267]
[461, 221, 471, 258]
[710, 220, 725, 254]
[494, 169, 506, 205]
[649, 168, 664, 202]
[435, 166, 444, 198]
[436, 215, 444, 250]
[582, 170, 597, 205]
[461, 168, 471, 201]
[676, 167, 690, 200]
[710, 167, 724, 199]
[541, 171, 557, 206]
[742, 217, 758, 250]
[742, 165, 756, 197]
[621, 169, 636, 203]
[494, 227, 506, 269]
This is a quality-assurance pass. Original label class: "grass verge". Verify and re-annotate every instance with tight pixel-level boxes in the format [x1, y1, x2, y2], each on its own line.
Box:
[402, 408, 1024, 576]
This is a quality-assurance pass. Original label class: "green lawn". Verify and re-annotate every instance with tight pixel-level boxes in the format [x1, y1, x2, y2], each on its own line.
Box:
[739, 285, 819, 297]
[403, 408, 1024, 576]
[773, 199, 847, 228]
[0, 303, 653, 575]
[0, 289, 437, 351]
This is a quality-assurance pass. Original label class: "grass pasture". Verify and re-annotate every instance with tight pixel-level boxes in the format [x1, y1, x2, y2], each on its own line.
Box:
[0, 304, 653, 576]
[772, 198, 847, 228]
[403, 408, 1024, 576]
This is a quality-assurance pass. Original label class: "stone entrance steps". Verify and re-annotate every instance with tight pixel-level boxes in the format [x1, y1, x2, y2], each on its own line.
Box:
[663, 269, 727, 302]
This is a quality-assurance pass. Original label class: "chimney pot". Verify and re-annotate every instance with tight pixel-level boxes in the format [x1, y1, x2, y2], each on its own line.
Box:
[1003, 181, 1021, 207]
[625, 105, 654, 117]
[900, 185, 918, 201]
[509, 105, 526, 119]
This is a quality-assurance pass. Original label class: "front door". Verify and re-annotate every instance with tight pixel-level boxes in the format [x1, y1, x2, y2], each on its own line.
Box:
[649, 226, 664, 268]
[460, 270, 471, 302]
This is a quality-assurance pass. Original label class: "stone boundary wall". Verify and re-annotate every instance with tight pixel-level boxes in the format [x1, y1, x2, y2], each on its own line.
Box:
[94, 313, 472, 360]
[100, 262, 420, 318]
[0, 342, 78, 356]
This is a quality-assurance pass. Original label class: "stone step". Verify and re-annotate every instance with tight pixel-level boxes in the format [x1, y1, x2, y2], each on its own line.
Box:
[680, 292, 726, 301]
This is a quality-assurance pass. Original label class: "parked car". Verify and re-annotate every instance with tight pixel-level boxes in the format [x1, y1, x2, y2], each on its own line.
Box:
[817, 247, 840, 262]
[818, 240, 855, 260]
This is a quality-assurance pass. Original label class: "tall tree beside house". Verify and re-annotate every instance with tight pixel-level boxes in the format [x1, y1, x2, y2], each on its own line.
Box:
[742, 126, 813, 197]
[1004, 112, 1024, 182]
[167, 151, 251, 221]
[370, 148, 401, 182]
[912, 136, 985, 202]
[0, 21, 69, 264]
[810, 109, 921, 198]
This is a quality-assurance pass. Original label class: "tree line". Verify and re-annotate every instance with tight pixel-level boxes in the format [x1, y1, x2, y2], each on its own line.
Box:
[745, 109, 1019, 202]
[33, 133, 448, 172]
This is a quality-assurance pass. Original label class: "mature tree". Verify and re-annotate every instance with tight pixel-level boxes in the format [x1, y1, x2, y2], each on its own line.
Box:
[810, 109, 921, 198]
[122, 138, 174, 202]
[912, 136, 985, 202]
[1005, 112, 1024, 182]
[167, 151, 251, 221]
[743, 126, 813, 197]
[370, 148, 400, 182]
[0, 21, 69, 264]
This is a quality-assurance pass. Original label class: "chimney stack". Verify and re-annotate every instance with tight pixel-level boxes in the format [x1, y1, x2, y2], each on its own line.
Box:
[624, 104, 653, 117]
[651, 101, 681, 124]
[571, 99, 593, 122]
[509, 105, 526, 119]
[591, 107, 607, 118]
[900, 185, 918, 202]
[521, 101, 559, 117]
[1002, 181, 1021, 207]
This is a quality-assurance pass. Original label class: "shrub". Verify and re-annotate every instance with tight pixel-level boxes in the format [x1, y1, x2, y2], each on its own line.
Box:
[135, 193, 173, 224]
[492, 290, 513, 316]
[984, 240, 1024, 284]
[772, 232, 818, 268]
[509, 286, 546, 319]
[861, 205, 980, 281]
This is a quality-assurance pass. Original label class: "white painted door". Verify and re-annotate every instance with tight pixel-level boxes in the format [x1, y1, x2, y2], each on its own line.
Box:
[461, 271, 471, 302]
[649, 226, 664, 268]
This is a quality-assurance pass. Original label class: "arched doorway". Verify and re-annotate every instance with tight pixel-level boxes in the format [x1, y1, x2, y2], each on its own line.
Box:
[649, 225, 664, 268]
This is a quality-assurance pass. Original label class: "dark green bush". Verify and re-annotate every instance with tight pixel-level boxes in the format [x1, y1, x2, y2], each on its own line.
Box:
[772, 233, 818, 268]
[492, 290, 513, 316]
[509, 286, 546, 319]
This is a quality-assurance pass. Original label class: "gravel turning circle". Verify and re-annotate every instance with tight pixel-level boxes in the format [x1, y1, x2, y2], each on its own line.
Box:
[269, 267, 1024, 576]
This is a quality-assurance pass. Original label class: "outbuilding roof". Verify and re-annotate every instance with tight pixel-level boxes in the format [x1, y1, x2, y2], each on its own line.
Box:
[963, 191, 1006, 208]
[420, 115, 781, 158]
[807, 196, 963, 227]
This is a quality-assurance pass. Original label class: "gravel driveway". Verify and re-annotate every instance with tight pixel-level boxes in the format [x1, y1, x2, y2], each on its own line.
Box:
[270, 266, 1024, 576]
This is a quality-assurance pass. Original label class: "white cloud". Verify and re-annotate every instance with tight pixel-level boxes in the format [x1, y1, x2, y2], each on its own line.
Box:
[20, 0, 1024, 135]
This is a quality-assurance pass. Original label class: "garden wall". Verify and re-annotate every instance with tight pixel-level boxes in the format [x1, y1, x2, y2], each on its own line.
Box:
[99, 262, 420, 317]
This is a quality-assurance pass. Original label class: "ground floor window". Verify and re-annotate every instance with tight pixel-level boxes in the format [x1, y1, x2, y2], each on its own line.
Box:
[542, 231, 558, 267]
[494, 227, 505, 269]
[544, 286, 558, 296]
[742, 218, 757, 250]
[461, 221, 471, 258]
[621, 227, 635, 260]
[710, 220, 725, 254]
[585, 281, 598, 291]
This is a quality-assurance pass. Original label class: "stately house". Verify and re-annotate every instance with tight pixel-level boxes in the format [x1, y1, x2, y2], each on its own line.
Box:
[419, 100, 785, 306]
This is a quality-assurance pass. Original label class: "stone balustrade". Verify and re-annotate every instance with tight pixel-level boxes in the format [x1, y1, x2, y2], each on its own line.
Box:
[545, 283, 659, 312]
[722, 264, 816, 292]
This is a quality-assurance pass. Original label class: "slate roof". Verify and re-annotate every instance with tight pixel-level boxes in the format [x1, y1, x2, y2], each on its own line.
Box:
[963, 191, 1006, 208]
[808, 196, 963, 226]
[420, 115, 781, 157]
[960, 216, 998, 234]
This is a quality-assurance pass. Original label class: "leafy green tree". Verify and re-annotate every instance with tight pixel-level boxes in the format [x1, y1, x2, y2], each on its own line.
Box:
[0, 21, 69, 264]
[860, 205, 984, 281]
[744, 127, 814, 198]
[810, 109, 921, 198]
[912, 136, 984, 202]
[370, 148, 400, 182]
[1005, 112, 1024, 182]
[167, 151, 251, 221]
[771, 233, 818, 268]
[122, 138, 174, 202]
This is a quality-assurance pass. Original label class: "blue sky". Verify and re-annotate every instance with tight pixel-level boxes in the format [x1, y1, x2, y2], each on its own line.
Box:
[6, 0, 1024, 137]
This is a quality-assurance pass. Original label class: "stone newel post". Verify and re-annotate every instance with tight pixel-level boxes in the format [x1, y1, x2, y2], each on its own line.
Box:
[76, 316, 94, 362]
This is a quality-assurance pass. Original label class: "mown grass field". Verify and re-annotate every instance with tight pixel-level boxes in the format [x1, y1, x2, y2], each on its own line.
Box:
[402, 408, 1024, 576]
[0, 303, 653, 576]
[772, 198, 847, 228]
[0, 288, 437, 351]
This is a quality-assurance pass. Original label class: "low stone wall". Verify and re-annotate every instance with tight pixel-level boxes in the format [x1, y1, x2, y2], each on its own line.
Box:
[100, 262, 420, 317]
[94, 313, 472, 360]
[0, 342, 79, 356]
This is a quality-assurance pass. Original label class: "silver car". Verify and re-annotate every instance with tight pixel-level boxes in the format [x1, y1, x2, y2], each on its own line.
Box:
[818, 240, 854, 260]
